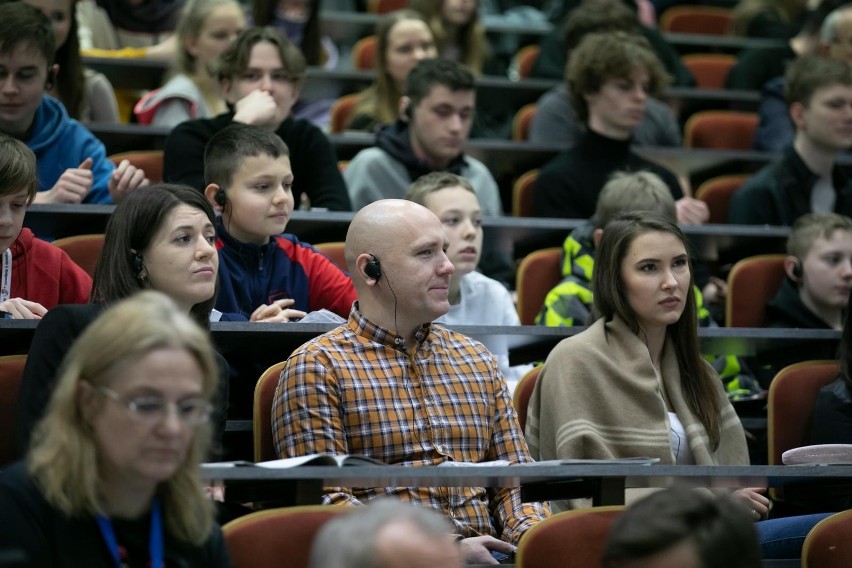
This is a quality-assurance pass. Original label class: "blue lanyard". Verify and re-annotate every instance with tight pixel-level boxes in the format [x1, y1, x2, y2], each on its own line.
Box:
[95, 497, 164, 568]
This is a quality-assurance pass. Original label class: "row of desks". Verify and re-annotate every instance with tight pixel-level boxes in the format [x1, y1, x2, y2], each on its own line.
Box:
[318, 10, 788, 54]
[24, 206, 792, 259]
[83, 57, 761, 111]
[87, 123, 799, 185]
[202, 462, 852, 508]
[0, 318, 839, 363]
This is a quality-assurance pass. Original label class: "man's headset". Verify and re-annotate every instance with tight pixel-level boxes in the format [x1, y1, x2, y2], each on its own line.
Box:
[365, 254, 382, 280]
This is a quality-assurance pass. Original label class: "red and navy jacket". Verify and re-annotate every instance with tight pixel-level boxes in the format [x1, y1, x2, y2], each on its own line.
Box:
[214, 221, 356, 321]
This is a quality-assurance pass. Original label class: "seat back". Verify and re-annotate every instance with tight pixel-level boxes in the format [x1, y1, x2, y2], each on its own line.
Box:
[513, 366, 541, 434]
[516, 247, 562, 325]
[352, 35, 377, 70]
[0, 355, 26, 467]
[367, 0, 407, 13]
[314, 242, 348, 272]
[108, 150, 164, 183]
[768, 361, 839, 466]
[223, 505, 352, 568]
[682, 53, 736, 89]
[725, 254, 786, 327]
[694, 174, 748, 224]
[512, 45, 540, 80]
[329, 94, 360, 133]
[659, 6, 732, 35]
[254, 361, 287, 462]
[684, 111, 758, 150]
[517, 506, 626, 568]
[512, 169, 539, 217]
[802, 510, 852, 568]
[512, 103, 537, 141]
[51, 233, 106, 278]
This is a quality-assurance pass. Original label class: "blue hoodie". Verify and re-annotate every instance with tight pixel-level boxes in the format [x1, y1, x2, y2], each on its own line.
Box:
[26, 96, 114, 204]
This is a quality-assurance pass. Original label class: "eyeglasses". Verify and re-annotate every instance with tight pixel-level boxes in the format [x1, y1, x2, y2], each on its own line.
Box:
[97, 387, 213, 427]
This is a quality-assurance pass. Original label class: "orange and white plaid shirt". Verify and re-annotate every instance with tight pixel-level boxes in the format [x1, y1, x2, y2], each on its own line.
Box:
[273, 304, 550, 543]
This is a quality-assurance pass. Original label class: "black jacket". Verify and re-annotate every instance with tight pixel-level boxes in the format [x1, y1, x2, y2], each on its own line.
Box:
[730, 146, 852, 226]
[163, 113, 351, 211]
[0, 461, 232, 567]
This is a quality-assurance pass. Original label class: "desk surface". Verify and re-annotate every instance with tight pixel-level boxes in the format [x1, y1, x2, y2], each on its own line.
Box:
[201, 462, 852, 488]
[0, 319, 839, 360]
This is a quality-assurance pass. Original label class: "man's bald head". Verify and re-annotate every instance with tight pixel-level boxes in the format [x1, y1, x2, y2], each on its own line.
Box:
[345, 199, 442, 275]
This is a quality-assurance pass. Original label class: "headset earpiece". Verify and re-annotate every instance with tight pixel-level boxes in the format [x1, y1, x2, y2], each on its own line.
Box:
[45, 68, 55, 90]
[365, 254, 382, 280]
[214, 189, 227, 207]
[132, 251, 145, 277]
[404, 104, 413, 120]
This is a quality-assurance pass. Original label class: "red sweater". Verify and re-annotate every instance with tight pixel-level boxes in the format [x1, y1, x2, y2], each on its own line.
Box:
[7, 229, 92, 308]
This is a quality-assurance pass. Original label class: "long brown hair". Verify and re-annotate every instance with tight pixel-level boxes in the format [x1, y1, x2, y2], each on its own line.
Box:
[593, 212, 722, 449]
[251, 0, 326, 66]
[350, 10, 434, 127]
[409, 0, 486, 74]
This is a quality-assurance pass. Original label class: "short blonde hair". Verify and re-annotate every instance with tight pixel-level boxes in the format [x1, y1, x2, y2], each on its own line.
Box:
[594, 171, 676, 229]
[28, 291, 219, 544]
[787, 212, 852, 259]
[405, 171, 475, 207]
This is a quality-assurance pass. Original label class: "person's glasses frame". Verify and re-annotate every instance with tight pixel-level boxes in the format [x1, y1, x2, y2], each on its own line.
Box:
[97, 386, 213, 427]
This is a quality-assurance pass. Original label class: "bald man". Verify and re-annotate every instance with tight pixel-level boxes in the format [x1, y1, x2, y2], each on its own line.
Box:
[272, 200, 549, 564]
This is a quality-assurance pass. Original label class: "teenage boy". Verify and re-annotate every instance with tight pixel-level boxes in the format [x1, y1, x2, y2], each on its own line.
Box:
[344, 58, 502, 217]
[0, 3, 147, 204]
[732, 55, 852, 226]
[165, 26, 350, 211]
[0, 135, 91, 319]
[203, 123, 356, 323]
[531, 32, 708, 225]
[752, 4, 852, 152]
[405, 172, 531, 393]
[757, 213, 852, 383]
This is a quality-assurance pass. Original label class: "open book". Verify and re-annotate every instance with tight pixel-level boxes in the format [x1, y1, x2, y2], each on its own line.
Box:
[203, 453, 386, 469]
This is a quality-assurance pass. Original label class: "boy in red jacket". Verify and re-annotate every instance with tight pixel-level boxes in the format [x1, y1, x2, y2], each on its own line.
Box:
[0, 135, 91, 318]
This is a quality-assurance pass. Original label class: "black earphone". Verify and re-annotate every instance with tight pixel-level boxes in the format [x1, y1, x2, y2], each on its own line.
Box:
[132, 251, 145, 276]
[792, 258, 804, 280]
[403, 103, 413, 120]
[214, 189, 227, 207]
[365, 254, 382, 280]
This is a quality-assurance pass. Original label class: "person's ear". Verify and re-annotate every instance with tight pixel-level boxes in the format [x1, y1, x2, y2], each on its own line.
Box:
[592, 228, 604, 249]
[184, 35, 199, 58]
[220, 79, 234, 104]
[77, 381, 98, 425]
[784, 254, 803, 282]
[399, 96, 412, 122]
[204, 183, 225, 211]
[789, 101, 807, 130]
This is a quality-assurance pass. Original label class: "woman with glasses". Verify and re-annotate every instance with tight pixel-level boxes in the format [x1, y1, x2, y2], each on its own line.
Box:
[0, 291, 231, 565]
[17, 184, 229, 459]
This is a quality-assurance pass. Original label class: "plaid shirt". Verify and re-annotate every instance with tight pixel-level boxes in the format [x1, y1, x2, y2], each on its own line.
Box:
[273, 304, 550, 543]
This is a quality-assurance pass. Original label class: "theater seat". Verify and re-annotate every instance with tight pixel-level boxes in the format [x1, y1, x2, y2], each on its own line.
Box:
[684, 111, 758, 150]
[108, 150, 164, 183]
[694, 174, 749, 224]
[659, 6, 732, 35]
[725, 254, 786, 327]
[682, 53, 736, 89]
[516, 247, 562, 325]
[254, 361, 287, 462]
[352, 35, 377, 70]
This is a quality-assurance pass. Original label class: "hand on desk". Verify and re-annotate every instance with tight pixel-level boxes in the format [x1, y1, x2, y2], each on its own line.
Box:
[458, 536, 515, 565]
[251, 298, 307, 323]
[37, 158, 94, 204]
[0, 298, 47, 319]
[108, 159, 149, 203]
